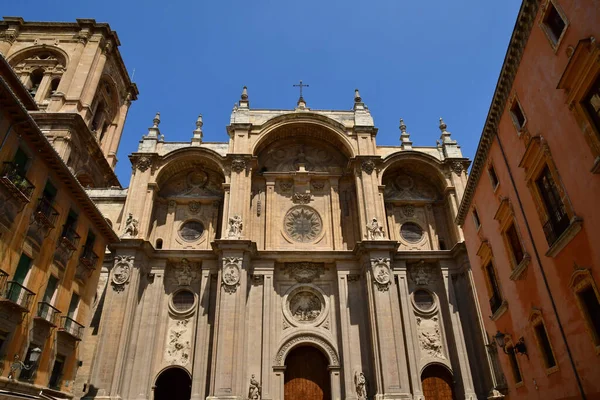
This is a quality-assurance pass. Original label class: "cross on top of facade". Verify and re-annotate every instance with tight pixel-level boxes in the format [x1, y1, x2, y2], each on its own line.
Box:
[293, 80, 309, 100]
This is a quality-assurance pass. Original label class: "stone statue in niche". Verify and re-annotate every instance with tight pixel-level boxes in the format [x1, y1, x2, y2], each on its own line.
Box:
[365, 217, 385, 240]
[247, 374, 261, 400]
[121, 213, 138, 238]
[354, 371, 368, 400]
[226, 215, 243, 239]
[416, 316, 444, 359]
[289, 291, 322, 322]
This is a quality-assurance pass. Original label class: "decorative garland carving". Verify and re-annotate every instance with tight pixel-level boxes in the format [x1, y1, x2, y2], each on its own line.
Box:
[283, 262, 326, 283]
[222, 257, 242, 294]
[371, 257, 391, 291]
[292, 193, 312, 204]
[416, 315, 445, 359]
[274, 334, 339, 367]
[188, 201, 201, 214]
[111, 256, 133, 292]
[226, 215, 243, 239]
[451, 161, 464, 174]
[279, 181, 293, 193]
[165, 319, 191, 365]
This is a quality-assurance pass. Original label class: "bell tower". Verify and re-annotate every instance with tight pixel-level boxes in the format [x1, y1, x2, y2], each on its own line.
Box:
[0, 17, 138, 187]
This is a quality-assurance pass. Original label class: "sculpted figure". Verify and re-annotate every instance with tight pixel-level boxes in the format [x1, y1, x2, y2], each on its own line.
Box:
[355, 371, 367, 400]
[248, 374, 261, 400]
[227, 215, 243, 239]
[365, 217, 385, 240]
[122, 213, 139, 238]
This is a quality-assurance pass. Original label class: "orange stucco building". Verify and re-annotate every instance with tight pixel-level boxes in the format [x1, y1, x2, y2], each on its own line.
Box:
[458, 0, 600, 399]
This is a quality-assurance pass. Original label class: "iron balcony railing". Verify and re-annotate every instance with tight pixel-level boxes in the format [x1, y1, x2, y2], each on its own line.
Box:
[59, 224, 81, 251]
[79, 246, 99, 270]
[3, 281, 35, 311]
[542, 214, 571, 246]
[489, 292, 503, 315]
[59, 316, 84, 340]
[36, 301, 61, 326]
[33, 197, 60, 229]
[0, 162, 35, 202]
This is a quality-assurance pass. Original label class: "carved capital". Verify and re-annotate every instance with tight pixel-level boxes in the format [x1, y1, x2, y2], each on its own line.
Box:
[231, 158, 246, 173]
[361, 160, 376, 174]
[135, 156, 152, 172]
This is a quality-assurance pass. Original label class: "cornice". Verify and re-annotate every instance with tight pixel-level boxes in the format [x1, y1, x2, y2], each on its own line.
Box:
[456, 0, 539, 225]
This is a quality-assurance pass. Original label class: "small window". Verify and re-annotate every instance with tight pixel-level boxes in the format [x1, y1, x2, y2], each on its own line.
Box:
[510, 100, 526, 131]
[542, 1, 567, 45]
[27, 69, 44, 97]
[155, 238, 163, 250]
[472, 208, 481, 230]
[62, 209, 78, 237]
[179, 220, 205, 242]
[400, 222, 424, 243]
[48, 78, 60, 98]
[413, 289, 435, 311]
[485, 262, 503, 314]
[535, 166, 570, 245]
[584, 74, 600, 133]
[578, 285, 600, 345]
[507, 346, 523, 384]
[534, 322, 557, 369]
[488, 164, 499, 190]
[438, 239, 446, 250]
[171, 290, 195, 313]
[505, 222, 525, 266]
[12, 147, 30, 175]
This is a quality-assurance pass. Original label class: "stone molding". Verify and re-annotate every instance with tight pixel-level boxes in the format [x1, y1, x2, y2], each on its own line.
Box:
[274, 332, 339, 367]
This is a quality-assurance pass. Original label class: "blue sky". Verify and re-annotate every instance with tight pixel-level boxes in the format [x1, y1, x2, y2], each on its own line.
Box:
[4, 0, 522, 185]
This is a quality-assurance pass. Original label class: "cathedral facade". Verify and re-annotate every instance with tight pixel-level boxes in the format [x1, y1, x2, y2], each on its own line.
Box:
[79, 91, 499, 400]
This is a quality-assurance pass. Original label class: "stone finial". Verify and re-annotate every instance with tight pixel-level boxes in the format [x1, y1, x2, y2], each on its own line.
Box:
[438, 117, 460, 157]
[439, 117, 447, 132]
[239, 86, 249, 108]
[192, 114, 203, 144]
[439, 117, 455, 144]
[353, 88, 366, 111]
[146, 112, 161, 139]
[399, 118, 412, 149]
[354, 89, 362, 103]
[153, 112, 160, 128]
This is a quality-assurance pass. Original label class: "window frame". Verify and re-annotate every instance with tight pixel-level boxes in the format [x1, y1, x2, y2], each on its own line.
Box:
[539, 0, 569, 52]
[472, 207, 481, 231]
[570, 269, 600, 354]
[487, 162, 500, 192]
[505, 336, 524, 387]
[509, 95, 527, 134]
[529, 310, 559, 374]
[476, 240, 507, 320]
[494, 197, 530, 280]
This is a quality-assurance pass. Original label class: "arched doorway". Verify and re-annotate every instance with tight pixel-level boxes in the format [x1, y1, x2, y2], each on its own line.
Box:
[421, 364, 455, 400]
[154, 367, 191, 400]
[284, 346, 331, 400]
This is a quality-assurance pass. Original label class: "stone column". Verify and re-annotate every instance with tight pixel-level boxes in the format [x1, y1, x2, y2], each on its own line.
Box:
[224, 156, 252, 239]
[260, 267, 275, 398]
[357, 241, 411, 399]
[208, 240, 256, 399]
[440, 262, 477, 400]
[104, 97, 132, 168]
[329, 178, 343, 250]
[354, 158, 384, 240]
[424, 204, 439, 250]
[191, 268, 216, 400]
[336, 270, 356, 398]
[80, 39, 112, 119]
[264, 178, 276, 250]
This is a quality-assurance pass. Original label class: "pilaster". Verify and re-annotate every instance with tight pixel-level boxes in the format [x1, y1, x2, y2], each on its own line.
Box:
[191, 268, 216, 400]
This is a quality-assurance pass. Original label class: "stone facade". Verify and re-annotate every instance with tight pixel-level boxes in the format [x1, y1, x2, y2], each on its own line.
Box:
[78, 89, 497, 400]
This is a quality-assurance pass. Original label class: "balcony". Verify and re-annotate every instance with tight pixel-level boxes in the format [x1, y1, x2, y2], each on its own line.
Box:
[0, 281, 35, 312]
[0, 162, 35, 203]
[32, 197, 59, 230]
[59, 225, 81, 252]
[75, 246, 99, 281]
[58, 316, 83, 341]
[542, 214, 570, 246]
[35, 301, 61, 327]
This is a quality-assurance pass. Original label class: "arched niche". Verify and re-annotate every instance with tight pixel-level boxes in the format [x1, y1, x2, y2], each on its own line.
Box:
[153, 366, 191, 400]
[252, 122, 359, 250]
[382, 156, 456, 250]
[89, 75, 121, 144]
[150, 152, 225, 250]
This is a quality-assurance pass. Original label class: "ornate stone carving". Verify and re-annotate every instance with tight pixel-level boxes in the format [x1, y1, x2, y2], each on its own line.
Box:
[284, 206, 322, 243]
[165, 319, 191, 365]
[289, 290, 322, 323]
[371, 258, 391, 291]
[136, 156, 152, 172]
[361, 160, 376, 174]
[188, 201, 201, 214]
[275, 334, 339, 367]
[231, 158, 246, 173]
[292, 192, 312, 204]
[222, 257, 242, 294]
[365, 217, 385, 240]
[111, 256, 133, 292]
[311, 181, 325, 191]
[416, 315, 444, 359]
[384, 173, 439, 202]
[283, 319, 291, 330]
[279, 181, 293, 193]
[355, 371, 368, 400]
[283, 262, 325, 283]
[451, 161, 464, 174]
[410, 260, 437, 287]
[247, 374, 261, 400]
[121, 213, 138, 238]
[171, 258, 198, 286]
[402, 204, 415, 218]
[226, 215, 243, 239]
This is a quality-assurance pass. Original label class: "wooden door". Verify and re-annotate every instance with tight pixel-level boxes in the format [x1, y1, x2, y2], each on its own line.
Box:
[421, 365, 455, 400]
[284, 346, 331, 400]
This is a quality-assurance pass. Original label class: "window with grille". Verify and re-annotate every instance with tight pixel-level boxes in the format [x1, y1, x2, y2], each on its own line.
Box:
[172, 290, 195, 312]
[535, 166, 569, 245]
[400, 222, 423, 243]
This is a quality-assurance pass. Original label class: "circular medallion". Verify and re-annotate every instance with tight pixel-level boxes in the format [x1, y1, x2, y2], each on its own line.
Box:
[186, 171, 208, 188]
[373, 263, 391, 285]
[112, 261, 131, 286]
[289, 290, 322, 323]
[284, 206, 323, 243]
[172, 290, 195, 312]
[223, 263, 240, 286]
[395, 174, 414, 190]
[401, 222, 424, 243]
[179, 220, 205, 242]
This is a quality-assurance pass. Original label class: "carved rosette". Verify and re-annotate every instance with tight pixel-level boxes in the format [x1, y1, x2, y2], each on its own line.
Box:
[111, 256, 133, 292]
[231, 158, 247, 173]
[284, 206, 323, 243]
[361, 160, 376, 174]
[283, 262, 326, 283]
[371, 258, 391, 291]
[136, 156, 152, 172]
[188, 201, 201, 214]
[410, 260, 437, 287]
[222, 257, 242, 294]
[279, 181, 293, 193]
[402, 204, 415, 217]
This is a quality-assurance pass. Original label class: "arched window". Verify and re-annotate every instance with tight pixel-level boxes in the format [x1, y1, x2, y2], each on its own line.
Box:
[89, 79, 117, 143]
[46, 77, 61, 99]
[27, 69, 44, 97]
[9, 48, 67, 105]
